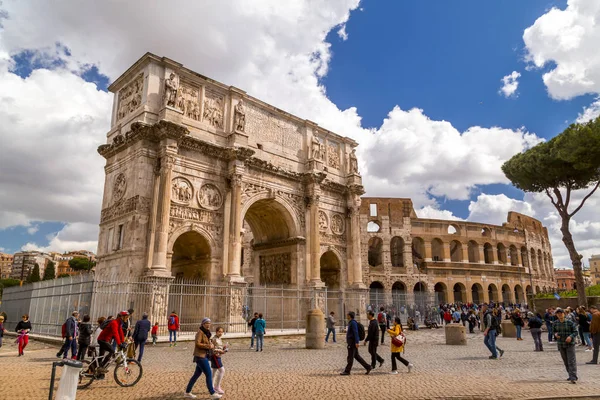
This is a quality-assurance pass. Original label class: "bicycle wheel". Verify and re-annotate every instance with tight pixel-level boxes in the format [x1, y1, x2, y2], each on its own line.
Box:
[114, 358, 143, 387]
[77, 360, 95, 389]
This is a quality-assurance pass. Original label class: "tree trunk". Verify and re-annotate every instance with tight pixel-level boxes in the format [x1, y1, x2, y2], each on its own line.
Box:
[560, 216, 587, 307]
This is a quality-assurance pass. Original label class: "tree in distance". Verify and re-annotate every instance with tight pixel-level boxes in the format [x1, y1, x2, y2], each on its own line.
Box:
[68, 257, 96, 271]
[502, 116, 600, 307]
[43, 260, 56, 280]
[27, 263, 41, 283]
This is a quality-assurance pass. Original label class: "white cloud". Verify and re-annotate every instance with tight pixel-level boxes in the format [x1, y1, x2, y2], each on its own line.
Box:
[21, 222, 98, 253]
[467, 193, 535, 225]
[27, 225, 39, 235]
[362, 107, 543, 203]
[416, 206, 463, 221]
[523, 0, 600, 100]
[499, 71, 521, 98]
[0, 247, 5, 252]
[337, 24, 349, 41]
[576, 97, 600, 123]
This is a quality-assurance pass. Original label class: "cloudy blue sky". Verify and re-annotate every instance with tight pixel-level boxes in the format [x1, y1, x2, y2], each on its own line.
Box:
[0, 0, 599, 268]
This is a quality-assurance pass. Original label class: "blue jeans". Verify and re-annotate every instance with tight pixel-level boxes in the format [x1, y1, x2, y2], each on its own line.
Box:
[583, 332, 592, 347]
[169, 330, 177, 343]
[325, 328, 336, 342]
[516, 325, 522, 339]
[250, 331, 256, 347]
[546, 322, 553, 342]
[60, 337, 77, 358]
[484, 329, 498, 358]
[135, 340, 146, 362]
[255, 332, 264, 351]
[186, 356, 214, 395]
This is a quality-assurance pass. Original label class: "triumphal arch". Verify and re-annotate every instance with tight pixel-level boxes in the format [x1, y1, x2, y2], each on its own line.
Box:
[95, 53, 366, 325]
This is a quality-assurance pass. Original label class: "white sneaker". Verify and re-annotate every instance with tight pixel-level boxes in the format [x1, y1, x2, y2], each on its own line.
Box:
[407, 363, 414, 373]
[585, 349, 592, 352]
[215, 386, 225, 394]
[210, 393, 223, 400]
[390, 370, 399, 375]
[184, 393, 197, 399]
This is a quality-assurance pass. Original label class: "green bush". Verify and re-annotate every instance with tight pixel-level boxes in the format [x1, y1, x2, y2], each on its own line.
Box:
[534, 284, 600, 299]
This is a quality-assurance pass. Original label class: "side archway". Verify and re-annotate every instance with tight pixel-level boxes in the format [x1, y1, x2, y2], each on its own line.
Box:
[170, 230, 213, 280]
[320, 251, 341, 289]
[453, 282, 466, 303]
[502, 284, 512, 303]
[369, 281, 385, 307]
[471, 283, 484, 304]
[434, 282, 448, 304]
[488, 284, 499, 302]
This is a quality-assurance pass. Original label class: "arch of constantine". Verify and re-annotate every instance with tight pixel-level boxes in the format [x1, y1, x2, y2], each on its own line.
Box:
[95, 53, 555, 327]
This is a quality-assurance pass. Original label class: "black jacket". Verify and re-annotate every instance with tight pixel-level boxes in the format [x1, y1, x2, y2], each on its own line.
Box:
[364, 319, 379, 343]
[65, 316, 78, 337]
[133, 318, 151, 342]
[15, 320, 32, 332]
[528, 317, 543, 329]
[78, 322, 93, 345]
[249, 317, 258, 333]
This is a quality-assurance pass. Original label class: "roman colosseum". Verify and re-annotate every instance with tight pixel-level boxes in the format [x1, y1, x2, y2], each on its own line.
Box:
[360, 198, 555, 309]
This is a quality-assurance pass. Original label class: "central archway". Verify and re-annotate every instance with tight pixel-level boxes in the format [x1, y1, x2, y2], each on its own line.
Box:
[171, 231, 212, 280]
[242, 197, 298, 285]
[488, 283, 499, 302]
[502, 284, 512, 303]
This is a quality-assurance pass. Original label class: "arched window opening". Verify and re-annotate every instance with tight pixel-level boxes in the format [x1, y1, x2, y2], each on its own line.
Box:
[390, 237, 404, 267]
[368, 237, 383, 267]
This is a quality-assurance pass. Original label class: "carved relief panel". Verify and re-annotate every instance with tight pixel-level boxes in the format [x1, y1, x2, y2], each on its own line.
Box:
[171, 177, 194, 205]
[112, 173, 127, 203]
[203, 90, 225, 129]
[331, 214, 345, 235]
[327, 142, 340, 169]
[178, 83, 201, 121]
[318, 210, 329, 232]
[117, 73, 143, 121]
[259, 253, 291, 285]
[198, 184, 223, 210]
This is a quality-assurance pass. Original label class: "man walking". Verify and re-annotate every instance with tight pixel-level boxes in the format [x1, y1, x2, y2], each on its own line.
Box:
[553, 308, 578, 383]
[248, 312, 258, 349]
[586, 304, 600, 365]
[57, 311, 79, 359]
[482, 305, 499, 359]
[377, 307, 387, 345]
[340, 312, 371, 375]
[364, 311, 384, 369]
[325, 311, 336, 343]
[544, 308, 555, 342]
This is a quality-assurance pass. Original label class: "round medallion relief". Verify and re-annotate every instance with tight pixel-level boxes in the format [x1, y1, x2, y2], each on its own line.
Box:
[198, 183, 223, 210]
[331, 214, 345, 235]
[318, 210, 329, 231]
[171, 177, 194, 205]
[112, 173, 127, 202]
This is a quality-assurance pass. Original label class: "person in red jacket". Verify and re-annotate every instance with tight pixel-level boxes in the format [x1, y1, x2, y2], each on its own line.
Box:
[168, 311, 180, 347]
[97, 311, 129, 372]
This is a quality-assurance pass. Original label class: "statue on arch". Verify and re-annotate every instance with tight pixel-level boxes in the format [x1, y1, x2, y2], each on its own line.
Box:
[349, 148, 359, 174]
[311, 135, 323, 160]
[164, 72, 178, 108]
[234, 100, 246, 132]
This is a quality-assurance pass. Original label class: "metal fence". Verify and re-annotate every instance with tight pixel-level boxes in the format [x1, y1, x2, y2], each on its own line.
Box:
[0, 274, 366, 337]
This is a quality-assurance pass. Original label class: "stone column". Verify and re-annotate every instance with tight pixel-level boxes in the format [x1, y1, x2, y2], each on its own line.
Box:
[478, 245, 486, 265]
[348, 204, 365, 288]
[151, 152, 175, 275]
[306, 193, 323, 286]
[424, 242, 432, 262]
[227, 172, 244, 282]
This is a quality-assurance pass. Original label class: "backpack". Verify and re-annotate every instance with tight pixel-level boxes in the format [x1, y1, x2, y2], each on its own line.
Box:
[169, 315, 175, 326]
[377, 312, 385, 325]
[356, 321, 366, 341]
[100, 318, 112, 330]
[61, 322, 67, 338]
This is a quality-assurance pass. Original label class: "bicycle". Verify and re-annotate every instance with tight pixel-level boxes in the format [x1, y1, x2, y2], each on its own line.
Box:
[78, 344, 143, 389]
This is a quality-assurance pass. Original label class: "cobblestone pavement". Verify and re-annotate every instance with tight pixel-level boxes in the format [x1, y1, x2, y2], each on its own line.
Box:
[1, 328, 599, 400]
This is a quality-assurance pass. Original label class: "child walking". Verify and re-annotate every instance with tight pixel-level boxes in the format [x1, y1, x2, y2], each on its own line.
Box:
[151, 322, 159, 345]
[210, 327, 228, 395]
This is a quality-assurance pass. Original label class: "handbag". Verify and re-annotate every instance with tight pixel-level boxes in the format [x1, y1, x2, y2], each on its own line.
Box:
[391, 332, 406, 347]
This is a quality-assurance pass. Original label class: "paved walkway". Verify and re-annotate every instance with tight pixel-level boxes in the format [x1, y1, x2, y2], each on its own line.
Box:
[1, 328, 599, 399]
